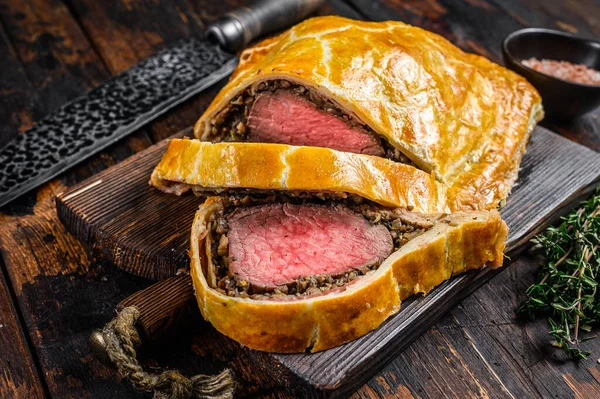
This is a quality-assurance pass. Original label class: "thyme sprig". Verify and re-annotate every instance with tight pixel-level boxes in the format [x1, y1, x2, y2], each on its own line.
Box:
[518, 188, 600, 359]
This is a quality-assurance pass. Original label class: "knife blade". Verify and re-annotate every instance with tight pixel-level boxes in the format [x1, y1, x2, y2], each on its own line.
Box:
[0, 0, 325, 208]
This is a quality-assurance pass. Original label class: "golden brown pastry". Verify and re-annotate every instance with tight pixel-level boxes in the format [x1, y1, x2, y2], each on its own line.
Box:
[151, 138, 444, 212]
[190, 196, 507, 353]
[194, 16, 543, 211]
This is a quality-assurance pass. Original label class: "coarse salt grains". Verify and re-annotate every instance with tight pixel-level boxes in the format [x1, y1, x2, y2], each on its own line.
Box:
[522, 58, 600, 85]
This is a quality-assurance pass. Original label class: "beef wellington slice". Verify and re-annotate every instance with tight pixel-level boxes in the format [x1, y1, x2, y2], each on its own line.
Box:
[190, 195, 507, 353]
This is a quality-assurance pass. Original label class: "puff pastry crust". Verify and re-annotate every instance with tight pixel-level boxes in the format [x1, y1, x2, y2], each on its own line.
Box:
[190, 197, 508, 352]
[151, 138, 444, 212]
[194, 16, 543, 211]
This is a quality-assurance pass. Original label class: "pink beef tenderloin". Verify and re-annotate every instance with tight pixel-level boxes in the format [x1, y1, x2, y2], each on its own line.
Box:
[227, 203, 393, 287]
[246, 90, 384, 156]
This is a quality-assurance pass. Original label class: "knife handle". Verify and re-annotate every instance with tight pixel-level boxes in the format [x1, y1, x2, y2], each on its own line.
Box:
[206, 0, 326, 52]
[90, 274, 195, 363]
[116, 273, 196, 341]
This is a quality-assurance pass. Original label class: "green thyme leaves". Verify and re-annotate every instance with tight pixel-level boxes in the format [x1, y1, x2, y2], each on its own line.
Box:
[518, 189, 600, 360]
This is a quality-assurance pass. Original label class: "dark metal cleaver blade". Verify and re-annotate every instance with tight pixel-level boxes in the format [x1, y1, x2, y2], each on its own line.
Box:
[0, 0, 326, 208]
[0, 39, 237, 208]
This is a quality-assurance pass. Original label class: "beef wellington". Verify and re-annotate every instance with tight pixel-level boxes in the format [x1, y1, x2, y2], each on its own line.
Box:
[193, 16, 544, 211]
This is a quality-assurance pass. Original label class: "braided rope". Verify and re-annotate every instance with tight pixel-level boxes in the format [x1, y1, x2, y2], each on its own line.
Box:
[99, 306, 235, 399]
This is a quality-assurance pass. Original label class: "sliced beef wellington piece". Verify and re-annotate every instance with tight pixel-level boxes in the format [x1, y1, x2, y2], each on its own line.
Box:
[191, 196, 508, 353]
[150, 138, 443, 212]
[194, 16, 544, 211]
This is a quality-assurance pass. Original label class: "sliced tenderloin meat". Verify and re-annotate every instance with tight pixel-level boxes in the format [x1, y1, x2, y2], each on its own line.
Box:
[246, 90, 385, 156]
[227, 203, 393, 287]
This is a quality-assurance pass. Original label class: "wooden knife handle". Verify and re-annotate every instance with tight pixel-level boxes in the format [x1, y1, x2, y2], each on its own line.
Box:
[206, 0, 327, 52]
[117, 273, 196, 342]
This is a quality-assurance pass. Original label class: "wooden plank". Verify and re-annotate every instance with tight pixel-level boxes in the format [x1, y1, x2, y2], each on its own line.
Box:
[0, 197, 152, 398]
[0, 259, 46, 399]
[433, 254, 600, 399]
[0, 1, 363, 398]
[0, 18, 38, 148]
[56, 129, 193, 279]
[0, 0, 106, 115]
[55, 125, 600, 396]
[0, 0, 151, 397]
[365, 253, 600, 399]
[490, 0, 600, 37]
[354, 259, 546, 399]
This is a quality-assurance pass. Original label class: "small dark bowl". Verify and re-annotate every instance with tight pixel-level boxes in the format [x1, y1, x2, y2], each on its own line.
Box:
[502, 28, 600, 121]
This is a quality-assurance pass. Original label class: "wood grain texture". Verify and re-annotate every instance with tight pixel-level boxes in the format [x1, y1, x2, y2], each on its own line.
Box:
[2, 0, 600, 398]
[55, 129, 195, 280]
[118, 274, 196, 341]
[55, 125, 600, 397]
[0, 18, 37, 148]
[0, 194, 154, 398]
[0, 260, 46, 399]
[343, 252, 600, 399]
[0, 0, 106, 115]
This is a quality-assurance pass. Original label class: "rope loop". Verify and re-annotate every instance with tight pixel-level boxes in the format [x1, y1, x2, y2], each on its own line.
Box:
[94, 306, 235, 399]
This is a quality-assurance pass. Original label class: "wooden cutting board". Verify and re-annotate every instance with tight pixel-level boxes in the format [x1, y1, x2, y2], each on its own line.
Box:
[56, 126, 600, 397]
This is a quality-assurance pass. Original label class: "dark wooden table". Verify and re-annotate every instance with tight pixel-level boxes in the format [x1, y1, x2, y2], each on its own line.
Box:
[1, 0, 599, 398]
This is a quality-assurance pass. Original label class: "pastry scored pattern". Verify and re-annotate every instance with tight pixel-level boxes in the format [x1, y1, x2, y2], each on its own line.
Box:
[194, 16, 543, 211]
